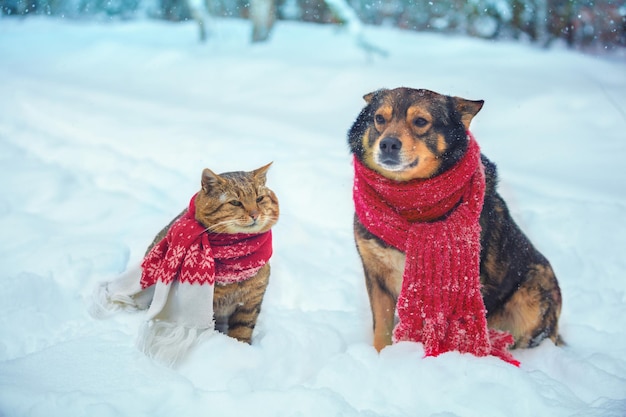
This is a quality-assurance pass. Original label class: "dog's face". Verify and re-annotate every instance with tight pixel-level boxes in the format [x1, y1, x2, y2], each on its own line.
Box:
[349, 87, 484, 181]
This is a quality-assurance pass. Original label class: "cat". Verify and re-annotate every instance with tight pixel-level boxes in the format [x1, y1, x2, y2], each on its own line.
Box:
[144, 162, 279, 344]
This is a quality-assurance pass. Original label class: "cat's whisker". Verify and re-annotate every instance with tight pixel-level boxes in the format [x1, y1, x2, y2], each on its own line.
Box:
[204, 219, 240, 234]
[199, 214, 279, 235]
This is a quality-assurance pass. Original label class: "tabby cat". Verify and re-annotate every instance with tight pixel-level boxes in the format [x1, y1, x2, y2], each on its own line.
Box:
[146, 163, 279, 344]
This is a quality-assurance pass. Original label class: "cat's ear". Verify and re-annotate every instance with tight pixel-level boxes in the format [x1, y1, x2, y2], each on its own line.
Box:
[201, 168, 224, 192]
[252, 162, 272, 184]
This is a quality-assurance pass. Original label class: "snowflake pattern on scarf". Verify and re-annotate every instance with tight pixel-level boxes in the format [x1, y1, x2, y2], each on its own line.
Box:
[141, 194, 272, 289]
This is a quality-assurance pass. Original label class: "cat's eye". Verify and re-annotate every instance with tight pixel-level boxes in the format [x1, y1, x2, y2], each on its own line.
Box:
[256, 196, 265, 203]
[229, 200, 242, 207]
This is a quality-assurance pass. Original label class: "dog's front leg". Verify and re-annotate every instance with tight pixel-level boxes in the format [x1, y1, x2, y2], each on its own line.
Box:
[365, 271, 397, 351]
[355, 218, 405, 351]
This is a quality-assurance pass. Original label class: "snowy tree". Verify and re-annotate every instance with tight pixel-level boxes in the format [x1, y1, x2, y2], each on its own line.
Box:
[250, 0, 275, 42]
[0, 0, 623, 51]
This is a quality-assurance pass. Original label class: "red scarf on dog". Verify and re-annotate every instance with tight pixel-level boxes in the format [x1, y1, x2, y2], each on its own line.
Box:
[353, 133, 519, 366]
[141, 193, 273, 289]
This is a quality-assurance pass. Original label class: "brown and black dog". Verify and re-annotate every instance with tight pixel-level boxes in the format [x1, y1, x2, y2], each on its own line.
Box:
[349, 87, 562, 352]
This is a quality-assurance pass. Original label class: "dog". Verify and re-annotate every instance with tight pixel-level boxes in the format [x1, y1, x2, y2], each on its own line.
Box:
[349, 87, 562, 353]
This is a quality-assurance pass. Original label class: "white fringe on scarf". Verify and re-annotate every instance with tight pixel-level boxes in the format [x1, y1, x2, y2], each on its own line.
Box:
[89, 264, 148, 318]
[136, 321, 213, 367]
[89, 263, 216, 367]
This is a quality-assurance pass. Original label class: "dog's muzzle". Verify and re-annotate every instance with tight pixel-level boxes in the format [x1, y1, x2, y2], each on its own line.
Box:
[378, 136, 402, 166]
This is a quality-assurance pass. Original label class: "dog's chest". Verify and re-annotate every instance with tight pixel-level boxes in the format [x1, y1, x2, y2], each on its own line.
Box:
[356, 233, 405, 297]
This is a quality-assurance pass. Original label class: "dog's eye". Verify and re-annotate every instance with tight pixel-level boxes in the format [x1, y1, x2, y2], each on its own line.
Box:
[414, 117, 429, 127]
[229, 200, 243, 207]
[375, 114, 386, 124]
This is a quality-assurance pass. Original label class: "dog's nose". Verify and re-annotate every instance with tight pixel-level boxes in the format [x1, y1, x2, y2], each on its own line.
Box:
[380, 137, 402, 154]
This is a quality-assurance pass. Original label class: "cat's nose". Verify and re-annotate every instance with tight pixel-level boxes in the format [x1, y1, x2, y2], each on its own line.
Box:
[249, 210, 259, 220]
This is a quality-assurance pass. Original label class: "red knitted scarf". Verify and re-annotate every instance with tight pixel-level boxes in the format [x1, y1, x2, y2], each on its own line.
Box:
[92, 192, 274, 365]
[141, 192, 273, 289]
[353, 133, 519, 366]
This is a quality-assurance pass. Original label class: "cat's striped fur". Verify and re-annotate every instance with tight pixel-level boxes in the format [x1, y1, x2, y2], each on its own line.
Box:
[146, 163, 279, 344]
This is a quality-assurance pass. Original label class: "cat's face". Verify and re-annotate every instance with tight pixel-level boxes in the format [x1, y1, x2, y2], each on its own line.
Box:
[194, 163, 279, 234]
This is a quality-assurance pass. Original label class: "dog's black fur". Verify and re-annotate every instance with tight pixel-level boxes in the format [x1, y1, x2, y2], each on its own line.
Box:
[349, 87, 562, 352]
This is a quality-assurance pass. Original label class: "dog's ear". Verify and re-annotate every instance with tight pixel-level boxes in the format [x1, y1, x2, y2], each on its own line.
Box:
[251, 162, 272, 185]
[201, 168, 225, 192]
[454, 97, 484, 130]
[363, 89, 388, 104]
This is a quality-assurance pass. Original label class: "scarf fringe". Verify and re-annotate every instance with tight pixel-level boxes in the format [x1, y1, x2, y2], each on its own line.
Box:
[137, 320, 214, 367]
[89, 264, 151, 318]
[89, 282, 139, 318]
[488, 329, 521, 366]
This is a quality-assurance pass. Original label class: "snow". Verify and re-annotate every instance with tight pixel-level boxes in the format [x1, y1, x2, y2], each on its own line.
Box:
[1, 16, 626, 417]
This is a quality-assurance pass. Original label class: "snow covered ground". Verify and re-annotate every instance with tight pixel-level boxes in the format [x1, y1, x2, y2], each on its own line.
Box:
[1, 17, 625, 417]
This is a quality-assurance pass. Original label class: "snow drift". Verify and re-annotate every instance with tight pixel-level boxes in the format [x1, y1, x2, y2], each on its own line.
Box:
[0, 17, 625, 417]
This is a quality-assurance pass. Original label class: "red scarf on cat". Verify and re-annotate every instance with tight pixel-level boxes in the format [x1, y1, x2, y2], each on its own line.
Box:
[353, 133, 519, 366]
[141, 193, 273, 289]
[93, 193, 272, 366]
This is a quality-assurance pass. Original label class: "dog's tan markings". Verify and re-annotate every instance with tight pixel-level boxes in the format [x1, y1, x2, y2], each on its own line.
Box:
[368, 102, 442, 181]
[362, 126, 379, 169]
[385, 123, 411, 148]
[367, 140, 441, 181]
[374, 104, 393, 132]
[435, 133, 447, 155]
[400, 141, 440, 179]
[487, 263, 561, 348]
[355, 228, 404, 351]
[406, 105, 432, 136]
[362, 150, 377, 174]
[487, 285, 542, 347]
[363, 127, 375, 149]
[454, 97, 484, 130]
[481, 251, 507, 289]
[529, 263, 562, 344]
